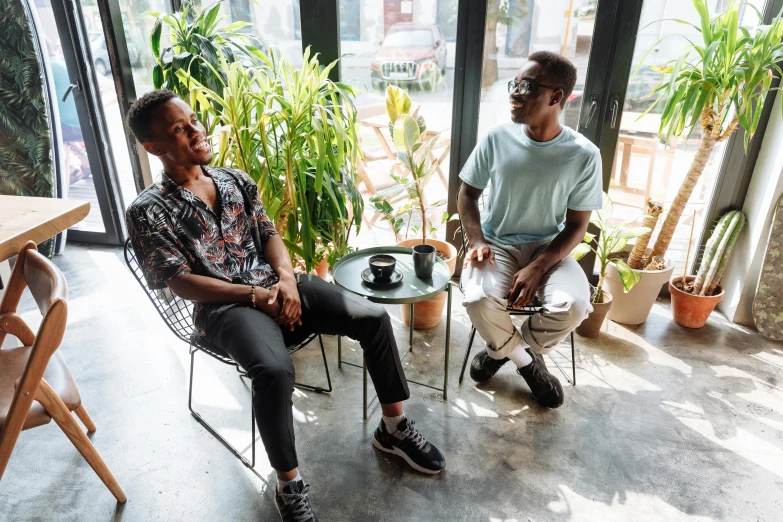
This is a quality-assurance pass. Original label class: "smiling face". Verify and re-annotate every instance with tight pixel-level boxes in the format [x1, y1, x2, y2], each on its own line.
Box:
[509, 60, 564, 126]
[142, 97, 212, 167]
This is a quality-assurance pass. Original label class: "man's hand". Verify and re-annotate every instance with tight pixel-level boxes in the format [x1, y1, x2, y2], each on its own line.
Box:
[508, 264, 544, 309]
[463, 242, 495, 268]
[267, 273, 302, 331]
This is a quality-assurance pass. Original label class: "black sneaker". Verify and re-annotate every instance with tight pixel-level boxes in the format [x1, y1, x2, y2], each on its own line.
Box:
[372, 418, 446, 474]
[517, 348, 564, 408]
[275, 480, 318, 522]
[469, 349, 509, 383]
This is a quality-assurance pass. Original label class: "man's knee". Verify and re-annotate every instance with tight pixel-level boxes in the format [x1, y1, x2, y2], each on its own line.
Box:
[546, 293, 591, 326]
[250, 359, 295, 393]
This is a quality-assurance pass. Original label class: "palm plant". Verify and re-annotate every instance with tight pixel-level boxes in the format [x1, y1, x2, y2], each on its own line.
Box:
[638, 0, 783, 265]
[147, 0, 267, 128]
[572, 194, 650, 302]
[179, 48, 363, 271]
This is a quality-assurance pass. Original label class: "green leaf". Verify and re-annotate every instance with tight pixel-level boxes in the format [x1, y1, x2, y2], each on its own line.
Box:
[571, 243, 592, 261]
[614, 260, 642, 293]
[618, 226, 652, 239]
[150, 16, 163, 62]
[393, 114, 421, 151]
[583, 232, 596, 243]
[385, 85, 411, 123]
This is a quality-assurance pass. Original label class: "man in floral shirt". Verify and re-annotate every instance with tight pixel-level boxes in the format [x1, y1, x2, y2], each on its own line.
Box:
[125, 90, 445, 522]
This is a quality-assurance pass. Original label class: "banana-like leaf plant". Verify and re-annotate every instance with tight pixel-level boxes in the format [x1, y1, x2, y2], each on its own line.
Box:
[370, 86, 447, 244]
[572, 194, 651, 302]
[637, 0, 783, 265]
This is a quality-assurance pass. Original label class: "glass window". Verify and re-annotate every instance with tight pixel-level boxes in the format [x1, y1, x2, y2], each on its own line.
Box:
[477, 0, 589, 139]
[340, 0, 457, 249]
[613, 0, 766, 272]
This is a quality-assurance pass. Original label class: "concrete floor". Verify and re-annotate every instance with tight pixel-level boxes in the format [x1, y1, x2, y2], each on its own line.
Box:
[1, 244, 782, 522]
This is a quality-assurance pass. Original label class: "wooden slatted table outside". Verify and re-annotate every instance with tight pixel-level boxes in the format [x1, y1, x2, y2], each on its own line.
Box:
[0, 196, 90, 263]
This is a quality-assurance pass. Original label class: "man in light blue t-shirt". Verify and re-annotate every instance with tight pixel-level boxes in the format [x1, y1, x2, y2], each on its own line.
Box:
[458, 51, 602, 408]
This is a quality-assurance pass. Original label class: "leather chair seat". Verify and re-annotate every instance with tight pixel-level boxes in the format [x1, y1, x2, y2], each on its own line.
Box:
[0, 346, 82, 431]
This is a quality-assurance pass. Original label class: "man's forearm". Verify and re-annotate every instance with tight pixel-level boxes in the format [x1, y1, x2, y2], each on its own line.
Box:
[165, 272, 270, 305]
[264, 234, 296, 281]
[458, 192, 486, 247]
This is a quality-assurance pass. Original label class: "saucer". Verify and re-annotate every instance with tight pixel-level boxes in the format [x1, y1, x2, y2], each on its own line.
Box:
[361, 267, 403, 288]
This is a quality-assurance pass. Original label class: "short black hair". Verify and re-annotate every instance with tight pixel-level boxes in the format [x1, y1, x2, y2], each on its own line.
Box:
[528, 51, 577, 108]
[126, 89, 179, 143]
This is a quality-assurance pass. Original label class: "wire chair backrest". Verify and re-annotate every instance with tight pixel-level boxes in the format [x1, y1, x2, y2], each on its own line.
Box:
[123, 239, 199, 347]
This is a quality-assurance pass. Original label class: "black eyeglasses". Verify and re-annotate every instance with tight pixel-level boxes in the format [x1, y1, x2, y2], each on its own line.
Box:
[508, 79, 558, 95]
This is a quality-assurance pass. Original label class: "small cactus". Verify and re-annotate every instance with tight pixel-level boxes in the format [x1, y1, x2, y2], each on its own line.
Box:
[693, 210, 745, 296]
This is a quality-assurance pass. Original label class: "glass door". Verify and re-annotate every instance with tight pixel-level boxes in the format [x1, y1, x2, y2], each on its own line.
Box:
[34, 0, 126, 243]
[600, 0, 768, 273]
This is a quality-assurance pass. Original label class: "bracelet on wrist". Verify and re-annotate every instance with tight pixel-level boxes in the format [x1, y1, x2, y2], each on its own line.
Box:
[250, 284, 256, 308]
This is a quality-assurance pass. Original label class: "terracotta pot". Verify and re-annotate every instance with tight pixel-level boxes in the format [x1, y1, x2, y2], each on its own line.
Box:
[397, 238, 458, 329]
[669, 275, 724, 328]
[575, 289, 613, 338]
[315, 258, 329, 279]
[605, 246, 674, 325]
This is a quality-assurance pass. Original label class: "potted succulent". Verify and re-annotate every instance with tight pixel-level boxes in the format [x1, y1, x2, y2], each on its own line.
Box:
[616, 0, 783, 323]
[370, 86, 457, 328]
[670, 210, 744, 328]
[571, 194, 650, 337]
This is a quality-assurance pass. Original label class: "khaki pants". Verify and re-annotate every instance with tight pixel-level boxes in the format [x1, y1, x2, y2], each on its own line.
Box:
[462, 238, 591, 358]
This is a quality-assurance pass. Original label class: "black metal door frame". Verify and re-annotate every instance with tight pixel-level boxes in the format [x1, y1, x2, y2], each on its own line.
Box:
[49, 0, 126, 245]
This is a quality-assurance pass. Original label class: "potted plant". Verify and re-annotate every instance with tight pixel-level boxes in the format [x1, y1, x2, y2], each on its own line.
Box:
[616, 1, 783, 322]
[571, 194, 651, 337]
[670, 210, 744, 328]
[370, 86, 457, 328]
[176, 46, 363, 273]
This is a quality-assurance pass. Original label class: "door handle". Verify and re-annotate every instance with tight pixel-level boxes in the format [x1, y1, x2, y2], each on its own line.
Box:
[610, 96, 620, 129]
[62, 80, 82, 102]
[582, 96, 599, 129]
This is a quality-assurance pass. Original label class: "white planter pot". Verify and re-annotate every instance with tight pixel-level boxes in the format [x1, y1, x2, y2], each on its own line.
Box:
[605, 256, 675, 325]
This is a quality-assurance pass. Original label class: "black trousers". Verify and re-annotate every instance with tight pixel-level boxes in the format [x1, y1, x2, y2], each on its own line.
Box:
[206, 274, 410, 471]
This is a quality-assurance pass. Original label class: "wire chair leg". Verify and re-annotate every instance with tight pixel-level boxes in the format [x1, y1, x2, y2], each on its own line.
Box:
[293, 335, 332, 393]
[188, 348, 255, 469]
[459, 327, 477, 384]
[570, 331, 576, 387]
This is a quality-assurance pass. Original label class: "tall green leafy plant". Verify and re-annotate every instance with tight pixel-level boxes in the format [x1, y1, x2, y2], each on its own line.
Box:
[370, 86, 447, 243]
[572, 194, 651, 302]
[147, 0, 267, 129]
[637, 0, 783, 264]
[178, 47, 363, 271]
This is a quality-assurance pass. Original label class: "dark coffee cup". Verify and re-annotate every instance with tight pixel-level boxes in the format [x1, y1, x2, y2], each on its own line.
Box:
[369, 255, 396, 280]
[412, 244, 436, 279]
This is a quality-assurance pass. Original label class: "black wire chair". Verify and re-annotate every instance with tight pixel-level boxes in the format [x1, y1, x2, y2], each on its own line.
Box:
[124, 240, 331, 469]
[455, 187, 577, 386]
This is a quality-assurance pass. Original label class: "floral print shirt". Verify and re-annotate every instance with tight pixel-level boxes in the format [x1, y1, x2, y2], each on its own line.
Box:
[126, 166, 278, 337]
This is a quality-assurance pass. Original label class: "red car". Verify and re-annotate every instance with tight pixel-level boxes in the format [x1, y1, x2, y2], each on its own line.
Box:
[371, 23, 448, 91]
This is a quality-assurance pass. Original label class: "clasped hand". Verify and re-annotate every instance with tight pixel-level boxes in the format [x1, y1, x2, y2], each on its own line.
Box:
[258, 274, 302, 331]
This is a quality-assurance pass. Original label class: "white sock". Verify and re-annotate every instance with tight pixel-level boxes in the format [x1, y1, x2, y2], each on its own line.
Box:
[277, 470, 303, 491]
[507, 342, 533, 368]
[382, 413, 406, 433]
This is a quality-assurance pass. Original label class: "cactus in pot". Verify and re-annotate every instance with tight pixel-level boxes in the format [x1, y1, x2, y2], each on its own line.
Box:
[669, 209, 745, 328]
[693, 210, 745, 296]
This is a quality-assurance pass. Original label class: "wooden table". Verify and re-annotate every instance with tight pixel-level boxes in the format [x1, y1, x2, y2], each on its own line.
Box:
[359, 114, 452, 189]
[0, 196, 90, 262]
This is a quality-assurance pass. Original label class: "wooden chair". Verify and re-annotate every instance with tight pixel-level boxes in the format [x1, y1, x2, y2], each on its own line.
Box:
[0, 241, 126, 502]
[609, 134, 675, 212]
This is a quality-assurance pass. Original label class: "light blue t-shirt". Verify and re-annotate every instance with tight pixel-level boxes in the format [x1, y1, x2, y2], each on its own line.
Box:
[459, 124, 603, 245]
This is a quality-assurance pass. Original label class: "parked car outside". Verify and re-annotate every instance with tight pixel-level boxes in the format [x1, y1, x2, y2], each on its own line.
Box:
[90, 39, 141, 76]
[371, 23, 448, 91]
